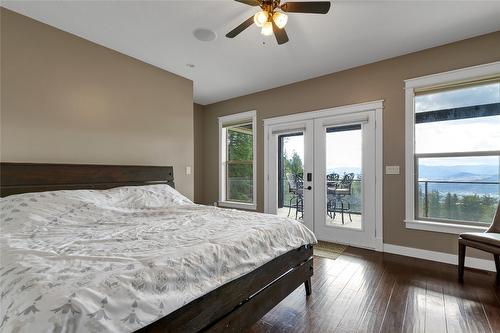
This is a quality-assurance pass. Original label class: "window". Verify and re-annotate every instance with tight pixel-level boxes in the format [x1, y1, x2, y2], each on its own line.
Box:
[218, 111, 257, 210]
[405, 62, 500, 233]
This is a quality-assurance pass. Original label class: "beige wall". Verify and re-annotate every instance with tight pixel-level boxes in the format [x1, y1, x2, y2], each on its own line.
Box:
[0, 8, 194, 199]
[198, 31, 500, 258]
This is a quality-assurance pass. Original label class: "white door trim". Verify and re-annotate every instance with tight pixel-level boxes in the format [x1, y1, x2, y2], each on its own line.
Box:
[374, 108, 384, 251]
[263, 100, 384, 126]
[263, 100, 384, 251]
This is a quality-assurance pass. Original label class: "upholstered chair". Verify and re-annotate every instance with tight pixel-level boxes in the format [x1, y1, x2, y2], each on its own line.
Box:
[458, 202, 500, 282]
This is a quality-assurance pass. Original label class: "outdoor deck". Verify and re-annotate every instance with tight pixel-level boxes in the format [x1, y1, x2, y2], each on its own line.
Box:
[278, 208, 362, 230]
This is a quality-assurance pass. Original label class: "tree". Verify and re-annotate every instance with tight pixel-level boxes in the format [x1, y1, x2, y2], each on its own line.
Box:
[284, 150, 304, 177]
[281, 149, 304, 208]
[417, 186, 498, 224]
[480, 194, 496, 222]
[226, 128, 253, 202]
[428, 190, 442, 218]
[443, 193, 459, 220]
[461, 194, 483, 221]
[227, 129, 252, 161]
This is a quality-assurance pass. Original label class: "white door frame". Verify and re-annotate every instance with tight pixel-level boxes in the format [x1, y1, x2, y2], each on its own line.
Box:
[263, 100, 384, 251]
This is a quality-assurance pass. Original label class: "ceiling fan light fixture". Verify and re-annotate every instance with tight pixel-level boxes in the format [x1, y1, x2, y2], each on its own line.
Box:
[261, 21, 273, 36]
[272, 11, 288, 29]
[254, 10, 268, 27]
[227, 0, 332, 45]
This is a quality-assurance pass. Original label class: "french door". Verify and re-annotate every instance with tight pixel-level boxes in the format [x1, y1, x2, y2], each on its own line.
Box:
[313, 111, 377, 248]
[267, 120, 314, 231]
[265, 105, 381, 249]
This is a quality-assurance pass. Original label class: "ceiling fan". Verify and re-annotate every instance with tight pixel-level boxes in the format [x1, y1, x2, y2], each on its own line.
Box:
[226, 0, 331, 45]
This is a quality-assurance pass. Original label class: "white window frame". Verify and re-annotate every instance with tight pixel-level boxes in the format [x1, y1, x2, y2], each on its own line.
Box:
[404, 61, 500, 234]
[218, 110, 257, 210]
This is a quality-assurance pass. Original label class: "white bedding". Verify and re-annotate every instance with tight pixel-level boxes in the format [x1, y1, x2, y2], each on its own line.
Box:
[0, 185, 316, 333]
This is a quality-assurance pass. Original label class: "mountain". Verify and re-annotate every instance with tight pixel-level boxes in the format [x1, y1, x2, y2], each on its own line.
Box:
[326, 167, 362, 176]
[325, 164, 499, 196]
[418, 164, 499, 181]
[418, 164, 499, 197]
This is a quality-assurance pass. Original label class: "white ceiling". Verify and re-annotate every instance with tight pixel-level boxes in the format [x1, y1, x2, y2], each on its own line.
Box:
[4, 1, 500, 105]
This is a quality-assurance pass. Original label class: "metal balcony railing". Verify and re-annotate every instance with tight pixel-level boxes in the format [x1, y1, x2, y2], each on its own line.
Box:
[418, 179, 500, 219]
[280, 179, 363, 214]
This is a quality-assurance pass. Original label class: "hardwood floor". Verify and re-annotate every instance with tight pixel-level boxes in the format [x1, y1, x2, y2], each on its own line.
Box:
[248, 247, 500, 333]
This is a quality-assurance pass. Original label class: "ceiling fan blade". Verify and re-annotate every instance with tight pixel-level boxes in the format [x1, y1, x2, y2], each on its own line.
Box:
[272, 20, 289, 45]
[234, 0, 260, 6]
[281, 1, 331, 14]
[226, 16, 255, 38]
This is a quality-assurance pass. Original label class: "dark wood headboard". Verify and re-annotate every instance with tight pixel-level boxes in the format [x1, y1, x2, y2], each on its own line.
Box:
[0, 163, 174, 197]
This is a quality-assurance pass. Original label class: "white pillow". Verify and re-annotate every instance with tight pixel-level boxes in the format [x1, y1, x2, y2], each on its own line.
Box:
[0, 185, 192, 233]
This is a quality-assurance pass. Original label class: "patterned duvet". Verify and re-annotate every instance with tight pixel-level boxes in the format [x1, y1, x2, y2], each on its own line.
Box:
[0, 185, 316, 332]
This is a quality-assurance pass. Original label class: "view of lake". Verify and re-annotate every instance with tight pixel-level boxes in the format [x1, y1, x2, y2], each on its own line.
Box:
[418, 164, 499, 197]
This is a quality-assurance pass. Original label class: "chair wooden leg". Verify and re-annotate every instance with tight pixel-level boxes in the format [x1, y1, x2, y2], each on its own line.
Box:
[494, 254, 500, 284]
[458, 242, 466, 282]
[304, 278, 312, 296]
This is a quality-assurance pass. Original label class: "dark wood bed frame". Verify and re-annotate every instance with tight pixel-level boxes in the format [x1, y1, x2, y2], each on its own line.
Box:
[0, 162, 314, 333]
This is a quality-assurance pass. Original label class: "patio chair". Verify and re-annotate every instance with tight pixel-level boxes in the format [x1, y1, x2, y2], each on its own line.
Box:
[296, 193, 304, 219]
[327, 172, 340, 184]
[294, 175, 304, 219]
[286, 173, 303, 218]
[326, 173, 340, 219]
[327, 191, 337, 219]
[458, 202, 500, 283]
[335, 173, 355, 224]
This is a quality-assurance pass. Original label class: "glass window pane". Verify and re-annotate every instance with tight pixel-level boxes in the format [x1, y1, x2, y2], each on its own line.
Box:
[224, 122, 254, 204]
[226, 163, 253, 203]
[415, 82, 500, 154]
[415, 115, 500, 153]
[415, 82, 500, 113]
[227, 125, 253, 161]
[417, 155, 500, 224]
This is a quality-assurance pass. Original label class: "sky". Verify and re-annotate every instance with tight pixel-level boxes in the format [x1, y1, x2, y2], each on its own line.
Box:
[282, 82, 499, 170]
[415, 82, 499, 112]
[283, 130, 362, 171]
[415, 82, 500, 166]
[416, 116, 500, 165]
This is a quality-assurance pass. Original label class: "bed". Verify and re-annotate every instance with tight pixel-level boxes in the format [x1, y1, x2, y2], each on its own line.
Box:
[0, 163, 316, 333]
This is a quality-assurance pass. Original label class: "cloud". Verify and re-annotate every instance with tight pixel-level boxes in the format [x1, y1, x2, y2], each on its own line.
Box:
[415, 82, 499, 113]
[416, 115, 500, 159]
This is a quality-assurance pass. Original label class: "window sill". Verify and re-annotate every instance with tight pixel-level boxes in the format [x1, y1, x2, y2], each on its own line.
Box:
[218, 201, 257, 211]
[405, 219, 487, 235]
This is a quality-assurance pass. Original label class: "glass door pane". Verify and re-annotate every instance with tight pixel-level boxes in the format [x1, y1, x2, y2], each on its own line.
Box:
[277, 133, 305, 220]
[325, 125, 363, 230]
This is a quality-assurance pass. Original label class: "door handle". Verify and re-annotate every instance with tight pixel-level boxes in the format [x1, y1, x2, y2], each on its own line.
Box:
[306, 186, 312, 190]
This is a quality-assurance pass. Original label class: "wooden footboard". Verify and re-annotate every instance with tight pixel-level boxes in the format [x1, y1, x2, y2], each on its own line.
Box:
[138, 244, 314, 333]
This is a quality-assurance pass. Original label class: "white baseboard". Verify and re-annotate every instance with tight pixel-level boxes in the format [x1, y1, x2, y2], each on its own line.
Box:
[383, 243, 496, 272]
